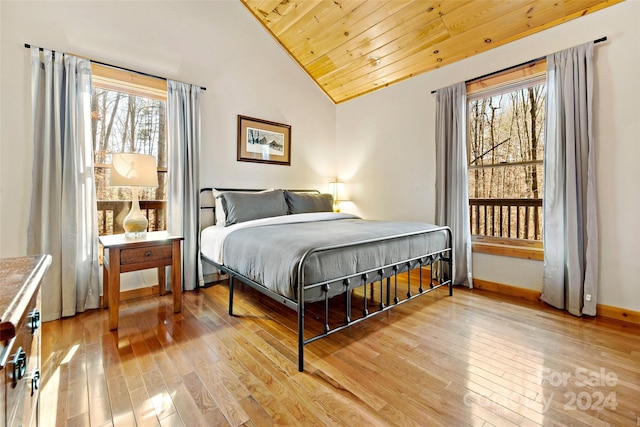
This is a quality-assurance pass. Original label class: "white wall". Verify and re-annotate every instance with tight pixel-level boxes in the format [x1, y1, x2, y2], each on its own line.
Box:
[337, 1, 640, 312]
[0, 0, 336, 290]
[2, 1, 637, 310]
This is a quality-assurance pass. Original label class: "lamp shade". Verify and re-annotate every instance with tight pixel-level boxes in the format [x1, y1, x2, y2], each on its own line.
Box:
[329, 180, 349, 202]
[110, 153, 158, 187]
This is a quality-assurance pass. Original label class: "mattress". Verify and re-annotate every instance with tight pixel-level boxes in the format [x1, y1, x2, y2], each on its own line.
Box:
[201, 213, 448, 301]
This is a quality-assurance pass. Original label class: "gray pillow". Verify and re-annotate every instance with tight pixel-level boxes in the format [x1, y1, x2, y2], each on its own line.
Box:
[219, 190, 288, 226]
[284, 191, 333, 214]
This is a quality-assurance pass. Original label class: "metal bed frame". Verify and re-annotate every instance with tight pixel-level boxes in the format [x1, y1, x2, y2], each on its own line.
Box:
[199, 188, 454, 371]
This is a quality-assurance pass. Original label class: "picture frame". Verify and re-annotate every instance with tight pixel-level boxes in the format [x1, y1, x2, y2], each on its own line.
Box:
[237, 115, 291, 165]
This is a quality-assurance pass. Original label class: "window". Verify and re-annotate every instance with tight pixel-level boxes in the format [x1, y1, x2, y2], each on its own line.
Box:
[467, 61, 546, 253]
[91, 64, 168, 236]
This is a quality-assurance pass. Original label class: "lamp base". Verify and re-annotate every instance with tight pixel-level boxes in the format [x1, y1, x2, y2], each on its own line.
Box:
[124, 230, 148, 240]
[123, 188, 148, 239]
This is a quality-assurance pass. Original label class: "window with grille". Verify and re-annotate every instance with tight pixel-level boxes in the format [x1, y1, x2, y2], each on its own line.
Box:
[467, 61, 545, 244]
[91, 64, 168, 236]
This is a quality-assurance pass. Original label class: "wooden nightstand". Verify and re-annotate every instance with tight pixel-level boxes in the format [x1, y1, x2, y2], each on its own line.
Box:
[99, 231, 183, 330]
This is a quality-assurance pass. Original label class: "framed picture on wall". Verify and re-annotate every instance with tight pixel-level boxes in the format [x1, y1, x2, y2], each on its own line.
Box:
[237, 115, 291, 165]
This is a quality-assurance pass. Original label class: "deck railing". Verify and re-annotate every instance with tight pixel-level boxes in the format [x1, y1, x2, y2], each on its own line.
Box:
[97, 200, 167, 235]
[469, 198, 542, 241]
[99, 199, 540, 240]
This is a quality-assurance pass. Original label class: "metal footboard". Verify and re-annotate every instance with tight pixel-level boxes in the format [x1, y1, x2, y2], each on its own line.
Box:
[203, 225, 454, 372]
[295, 226, 453, 371]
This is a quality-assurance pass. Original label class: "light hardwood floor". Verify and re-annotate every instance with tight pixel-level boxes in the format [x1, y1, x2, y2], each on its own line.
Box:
[41, 278, 640, 426]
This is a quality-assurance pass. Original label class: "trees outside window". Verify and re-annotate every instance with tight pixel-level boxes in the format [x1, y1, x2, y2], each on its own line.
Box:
[467, 69, 545, 242]
[91, 65, 167, 235]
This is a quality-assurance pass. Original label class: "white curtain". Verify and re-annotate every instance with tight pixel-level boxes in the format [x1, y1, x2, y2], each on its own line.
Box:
[167, 80, 202, 291]
[542, 42, 598, 316]
[28, 47, 100, 321]
[435, 82, 473, 287]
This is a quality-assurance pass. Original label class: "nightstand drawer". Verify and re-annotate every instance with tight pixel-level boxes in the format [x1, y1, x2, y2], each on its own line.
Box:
[120, 245, 172, 265]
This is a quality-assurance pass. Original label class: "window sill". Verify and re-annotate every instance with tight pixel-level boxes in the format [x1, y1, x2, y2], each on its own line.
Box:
[472, 237, 543, 261]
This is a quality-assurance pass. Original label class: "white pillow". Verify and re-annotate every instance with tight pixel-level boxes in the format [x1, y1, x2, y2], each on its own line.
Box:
[215, 194, 226, 226]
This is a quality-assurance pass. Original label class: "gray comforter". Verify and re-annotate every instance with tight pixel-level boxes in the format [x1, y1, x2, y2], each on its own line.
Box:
[222, 218, 449, 302]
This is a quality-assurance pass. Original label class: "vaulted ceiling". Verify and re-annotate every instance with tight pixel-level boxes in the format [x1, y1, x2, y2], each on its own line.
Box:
[240, 0, 622, 104]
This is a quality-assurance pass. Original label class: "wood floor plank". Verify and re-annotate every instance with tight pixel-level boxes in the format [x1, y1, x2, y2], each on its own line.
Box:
[213, 328, 317, 425]
[105, 375, 136, 426]
[142, 368, 178, 421]
[166, 381, 212, 426]
[153, 323, 195, 379]
[129, 332, 157, 374]
[150, 350, 182, 390]
[66, 412, 90, 427]
[120, 350, 146, 397]
[182, 370, 229, 426]
[129, 385, 161, 427]
[84, 342, 113, 426]
[236, 395, 274, 426]
[158, 412, 184, 427]
[66, 342, 89, 420]
[39, 281, 640, 426]
[224, 329, 331, 425]
[51, 361, 69, 426]
[192, 356, 251, 426]
[100, 333, 125, 381]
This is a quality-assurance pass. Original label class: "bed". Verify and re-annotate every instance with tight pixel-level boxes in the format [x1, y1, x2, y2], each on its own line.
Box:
[199, 188, 454, 371]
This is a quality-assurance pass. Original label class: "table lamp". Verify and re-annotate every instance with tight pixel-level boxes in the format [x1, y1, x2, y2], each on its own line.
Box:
[329, 180, 349, 212]
[110, 153, 158, 239]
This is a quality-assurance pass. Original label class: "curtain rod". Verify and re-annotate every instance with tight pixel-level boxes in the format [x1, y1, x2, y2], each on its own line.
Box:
[24, 43, 207, 91]
[430, 36, 607, 94]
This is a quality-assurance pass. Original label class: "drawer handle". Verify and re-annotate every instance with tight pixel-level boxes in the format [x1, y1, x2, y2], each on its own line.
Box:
[31, 370, 40, 396]
[145, 251, 152, 257]
[10, 347, 27, 388]
[28, 308, 40, 334]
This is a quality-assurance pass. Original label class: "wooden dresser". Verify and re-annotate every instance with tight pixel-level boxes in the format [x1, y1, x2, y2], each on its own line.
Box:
[0, 255, 51, 427]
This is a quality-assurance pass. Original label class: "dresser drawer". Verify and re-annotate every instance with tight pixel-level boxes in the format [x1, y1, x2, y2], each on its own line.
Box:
[1, 255, 49, 427]
[120, 244, 172, 265]
[3, 289, 40, 427]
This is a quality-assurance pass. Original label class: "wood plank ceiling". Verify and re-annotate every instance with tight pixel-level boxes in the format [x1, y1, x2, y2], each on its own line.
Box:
[240, 0, 623, 104]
